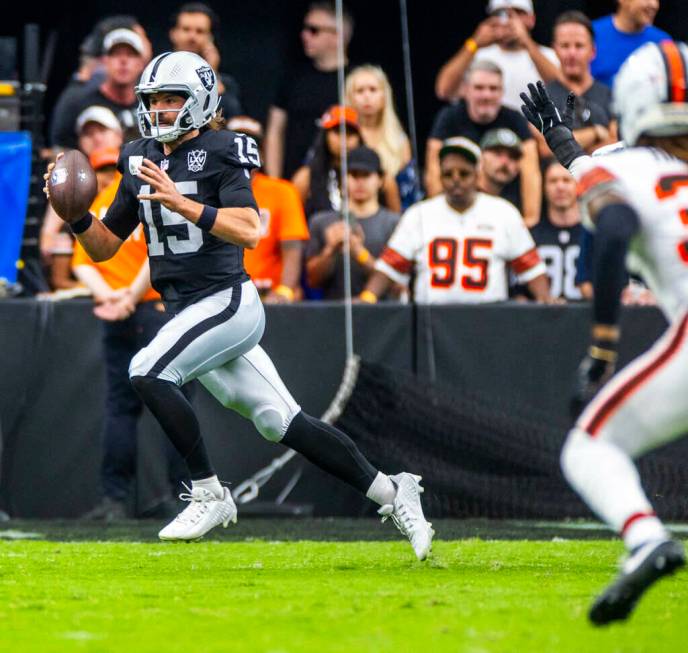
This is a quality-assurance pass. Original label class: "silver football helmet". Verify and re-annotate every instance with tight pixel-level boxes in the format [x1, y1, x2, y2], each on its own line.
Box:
[135, 51, 219, 143]
[614, 40, 688, 146]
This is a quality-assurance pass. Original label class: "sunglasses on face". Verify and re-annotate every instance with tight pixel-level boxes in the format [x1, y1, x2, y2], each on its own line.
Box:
[302, 23, 338, 35]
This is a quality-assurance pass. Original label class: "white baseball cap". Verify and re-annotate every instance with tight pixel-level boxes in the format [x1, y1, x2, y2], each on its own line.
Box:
[76, 105, 123, 134]
[439, 137, 482, 165]
[487, 0, 534, 14]
[103, 28, 144, 56]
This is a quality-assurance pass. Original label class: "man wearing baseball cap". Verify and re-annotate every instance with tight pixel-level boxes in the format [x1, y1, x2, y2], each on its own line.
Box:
[478, 128, 523, 209]
[360, 136, 552, 305]
[76, 106, 124, 157]
[50, 27, 145, 149]
[307, 145, 400, 299]
[435, 0, 559, 111]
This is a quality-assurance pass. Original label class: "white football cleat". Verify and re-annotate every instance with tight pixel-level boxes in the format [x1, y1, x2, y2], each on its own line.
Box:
[379, 472, 434, 561]
[158, 486, 237, 541]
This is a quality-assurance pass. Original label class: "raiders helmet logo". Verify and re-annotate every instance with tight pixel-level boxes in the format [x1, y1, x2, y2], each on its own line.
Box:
[195, 66, 215, 92]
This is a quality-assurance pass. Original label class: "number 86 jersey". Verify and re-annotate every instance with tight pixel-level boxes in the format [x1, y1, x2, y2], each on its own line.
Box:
[102, 129, 260, 312]
[575, 147, 688, 322]
[375, 193, 546, 303]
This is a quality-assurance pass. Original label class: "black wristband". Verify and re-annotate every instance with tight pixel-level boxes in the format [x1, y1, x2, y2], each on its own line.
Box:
[70, 213, 93, 235]
[197, 205, 218, 232]
[544, 124, 585, 169]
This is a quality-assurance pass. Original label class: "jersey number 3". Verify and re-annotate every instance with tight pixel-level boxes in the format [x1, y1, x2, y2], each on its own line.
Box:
[656, 174, 688, 263]
[140, 181, 203, 256]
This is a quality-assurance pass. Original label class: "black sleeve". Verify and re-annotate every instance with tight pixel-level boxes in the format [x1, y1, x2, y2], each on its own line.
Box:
[102, 178, 140, 241]
[219, 166, 258, 210]
[49, 85, 82, 149]
[592, 203, 641, 325]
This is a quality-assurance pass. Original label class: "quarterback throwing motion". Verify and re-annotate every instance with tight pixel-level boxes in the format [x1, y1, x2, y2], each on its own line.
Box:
[44, 51, 433, 560]
[521, 42, 688, 625]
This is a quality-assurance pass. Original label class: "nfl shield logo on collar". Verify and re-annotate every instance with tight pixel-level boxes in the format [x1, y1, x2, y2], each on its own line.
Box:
[195, 66, 215, 92]
[160, 159, 169, 172]
[188, 149, 207, 173]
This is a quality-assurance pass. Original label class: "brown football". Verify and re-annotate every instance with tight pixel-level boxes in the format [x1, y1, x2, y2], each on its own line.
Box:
[47, 150, 98, 223]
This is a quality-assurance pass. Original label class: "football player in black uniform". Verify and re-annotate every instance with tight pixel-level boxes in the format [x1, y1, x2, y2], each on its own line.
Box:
[44, 51, 433, 559]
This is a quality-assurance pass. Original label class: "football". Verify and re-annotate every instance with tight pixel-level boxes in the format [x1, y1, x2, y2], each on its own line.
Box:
[47, 149, 98, 223]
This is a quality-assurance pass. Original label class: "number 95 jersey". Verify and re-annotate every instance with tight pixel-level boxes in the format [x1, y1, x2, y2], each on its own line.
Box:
[375, 193, 545, 303]
[103, 129, 260, 312]
[576, 148, 688, 322]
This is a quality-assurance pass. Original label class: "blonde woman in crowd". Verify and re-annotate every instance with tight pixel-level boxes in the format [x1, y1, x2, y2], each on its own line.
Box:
[345, 65, 412, 180]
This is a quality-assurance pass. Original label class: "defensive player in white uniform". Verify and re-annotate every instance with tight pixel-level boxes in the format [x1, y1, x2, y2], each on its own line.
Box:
[360, 137, 551, 304]
[44, 51, 434, 561]
[520, 41, 688, 625]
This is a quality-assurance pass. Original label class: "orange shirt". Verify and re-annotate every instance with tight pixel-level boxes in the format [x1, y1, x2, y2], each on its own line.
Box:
[244, 172, 309, 290]
[71, 173, 159, 302]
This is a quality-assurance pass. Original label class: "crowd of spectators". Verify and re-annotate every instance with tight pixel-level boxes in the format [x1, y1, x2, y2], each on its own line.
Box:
[34, 0, 678, 308]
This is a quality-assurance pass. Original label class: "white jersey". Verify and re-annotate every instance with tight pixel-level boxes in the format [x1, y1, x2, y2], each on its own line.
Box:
[375, 193, 545, 304]
[574, 147, 688, 321]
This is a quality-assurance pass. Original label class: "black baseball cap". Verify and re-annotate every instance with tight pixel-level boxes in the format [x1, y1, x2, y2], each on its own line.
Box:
[479, 128, 523, 157]
[347, 146, 383, 174]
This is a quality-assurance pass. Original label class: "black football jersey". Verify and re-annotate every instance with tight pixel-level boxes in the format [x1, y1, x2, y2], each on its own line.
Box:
[103, 128, 259, 312]
[530, 219, 584, 301]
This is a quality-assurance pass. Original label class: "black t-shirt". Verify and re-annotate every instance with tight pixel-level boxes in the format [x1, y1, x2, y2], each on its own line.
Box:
[273, 62, 347, 178]
[546, 80, 613, 129]
[103, 129, 258, 312]
[530, 218, 584, 301]
[429, 100, 533, 144]
[49, 81, 138, 148]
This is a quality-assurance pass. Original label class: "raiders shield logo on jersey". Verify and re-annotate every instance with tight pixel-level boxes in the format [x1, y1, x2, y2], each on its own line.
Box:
[187, 150, 207, 173]
[195, 66, 215, 92]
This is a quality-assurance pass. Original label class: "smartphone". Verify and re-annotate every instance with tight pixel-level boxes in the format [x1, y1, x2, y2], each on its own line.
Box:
[496, 9, 509, 24]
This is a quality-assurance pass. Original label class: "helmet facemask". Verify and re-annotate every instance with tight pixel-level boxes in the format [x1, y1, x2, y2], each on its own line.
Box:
[136, 89, 199, 143]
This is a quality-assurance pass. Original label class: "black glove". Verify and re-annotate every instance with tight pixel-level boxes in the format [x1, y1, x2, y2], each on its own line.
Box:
[520, 81, 575, 134]
[570, 343, 617, 419]
[520, 81, 583, 168]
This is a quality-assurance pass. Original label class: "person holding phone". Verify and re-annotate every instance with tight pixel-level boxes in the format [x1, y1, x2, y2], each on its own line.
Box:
[435, 0, 560, 111]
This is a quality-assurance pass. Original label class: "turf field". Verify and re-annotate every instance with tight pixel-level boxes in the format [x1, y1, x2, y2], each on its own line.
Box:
[1, 519, 685, 653]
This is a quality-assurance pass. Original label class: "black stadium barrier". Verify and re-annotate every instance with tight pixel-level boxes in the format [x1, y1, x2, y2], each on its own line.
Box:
[2, 299, 687, 520]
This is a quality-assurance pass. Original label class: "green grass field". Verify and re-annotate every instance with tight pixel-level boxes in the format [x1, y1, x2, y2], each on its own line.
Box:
[0, 520, 685, 653]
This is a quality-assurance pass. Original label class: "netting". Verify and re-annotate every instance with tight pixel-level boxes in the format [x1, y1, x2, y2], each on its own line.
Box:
[335, 359, 688, 520]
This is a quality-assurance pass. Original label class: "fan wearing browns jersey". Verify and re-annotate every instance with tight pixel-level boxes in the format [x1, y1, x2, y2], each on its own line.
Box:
[520, 41, 688, 626]
[360, 136, 552, 304]
[44, 50, 434, 559]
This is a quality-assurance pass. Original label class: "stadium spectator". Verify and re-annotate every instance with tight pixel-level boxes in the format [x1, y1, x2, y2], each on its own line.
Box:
[169, 3, 243, 120]
[40, 107, 125, 286]
[293, 106, 401, 219]
[360, 137, 551, 304]
[530, 161, 583, 301]
[426, 60, 541, 226]
[542, 11, 617, 157]
[71, 149, 187, 520]
[228, 116, 309, 303]
[477, 128, 522, 209]
[591, 0, 670, 88]
[435, 0, 559, 111]
[345, 65, 418, 207]
[306, 146, 399, 299]
[50, 28, 146, 149]
[264, 1, 354, 179]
